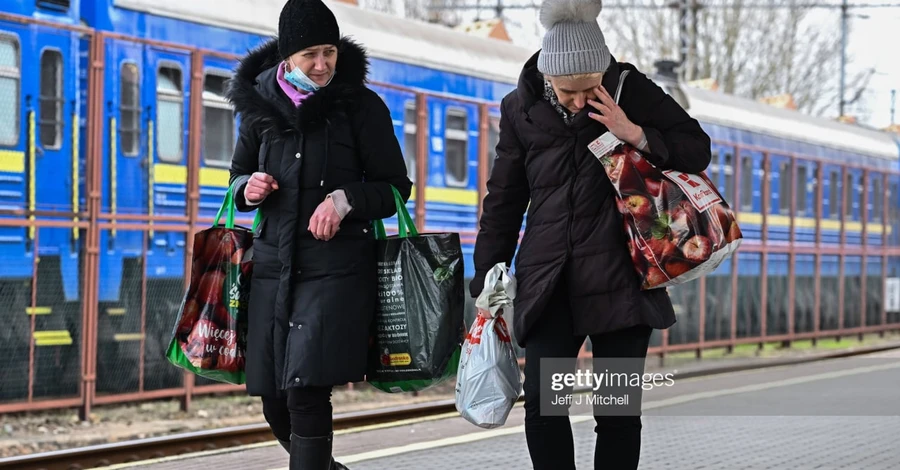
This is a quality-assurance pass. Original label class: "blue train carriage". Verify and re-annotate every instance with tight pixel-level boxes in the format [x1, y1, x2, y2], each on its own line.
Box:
[0, 0, 86, 402]
[658, 80, 900, 345]
[82, 0, 530, 391]
[77, 0, 265, 394]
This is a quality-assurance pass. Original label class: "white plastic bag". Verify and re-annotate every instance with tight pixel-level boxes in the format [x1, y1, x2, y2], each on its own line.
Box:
[455, 263, 522, 429]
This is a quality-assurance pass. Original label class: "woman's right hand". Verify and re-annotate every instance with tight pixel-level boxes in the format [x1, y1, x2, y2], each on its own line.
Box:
[244, 172, 279, 203]
[477, 307, 501, 319]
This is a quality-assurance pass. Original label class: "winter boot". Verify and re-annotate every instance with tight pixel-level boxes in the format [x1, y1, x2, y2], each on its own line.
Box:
[290, 433, 334, 470]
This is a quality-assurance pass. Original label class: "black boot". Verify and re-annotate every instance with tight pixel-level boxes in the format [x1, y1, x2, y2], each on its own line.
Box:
[290, 433, 334, 470]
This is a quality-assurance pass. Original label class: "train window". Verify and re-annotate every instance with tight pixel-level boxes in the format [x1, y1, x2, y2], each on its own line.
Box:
[707, 152, 719, 191]
[120, 63, 140, 157]
[0, 36, 19, 146]
[829, 171, 839, 218]
[844, 172, 855, 219]
[39, 49, 63, 150]
[778, 161, 790, 214]
[722, 151, 734, 202]
[487, 115, 500, 176]
[202, 73, 234, 166]
[156, 66, 183, 163]
[796, 164, 807, 217]
[444, 108, 468, 187]
[872, 174, 882, 223]
[740, 156, 753, 211]
[403, 101, 417, 182]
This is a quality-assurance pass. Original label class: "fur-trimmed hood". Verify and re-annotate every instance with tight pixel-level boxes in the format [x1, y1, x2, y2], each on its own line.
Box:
[226, 37, 370, 136]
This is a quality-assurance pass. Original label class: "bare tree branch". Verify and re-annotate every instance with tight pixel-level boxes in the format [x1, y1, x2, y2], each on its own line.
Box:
[603, 0, 871, 120]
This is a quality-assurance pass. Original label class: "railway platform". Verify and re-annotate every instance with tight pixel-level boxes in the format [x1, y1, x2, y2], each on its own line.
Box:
[106, 349, 900, 470]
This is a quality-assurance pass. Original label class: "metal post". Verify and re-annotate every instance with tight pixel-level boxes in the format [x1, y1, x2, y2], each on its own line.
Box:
[839, 0, 848, 117]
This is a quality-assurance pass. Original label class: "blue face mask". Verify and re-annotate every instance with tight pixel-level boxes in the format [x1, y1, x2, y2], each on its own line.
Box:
[284, 60, 334, 92]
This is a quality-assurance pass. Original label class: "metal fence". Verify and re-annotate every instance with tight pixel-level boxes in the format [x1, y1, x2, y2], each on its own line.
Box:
[0, 12, 899, 419]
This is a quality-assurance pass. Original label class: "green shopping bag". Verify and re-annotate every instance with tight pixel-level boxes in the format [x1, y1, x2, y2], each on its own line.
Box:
[166, 184, 261, 385]
[366, 186, 465, 393]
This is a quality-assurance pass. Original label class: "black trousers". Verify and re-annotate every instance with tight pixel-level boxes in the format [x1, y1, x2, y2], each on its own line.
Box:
[261, 386, 334, 442]
[522, 281, 653, 470]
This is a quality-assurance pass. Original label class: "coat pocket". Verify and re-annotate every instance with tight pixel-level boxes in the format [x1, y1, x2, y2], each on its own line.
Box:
[284, 290, 325, 386]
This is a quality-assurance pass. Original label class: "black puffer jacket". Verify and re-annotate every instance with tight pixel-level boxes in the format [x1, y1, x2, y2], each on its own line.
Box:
[471, 52, 711, 347]
[227, 37, 412, 396]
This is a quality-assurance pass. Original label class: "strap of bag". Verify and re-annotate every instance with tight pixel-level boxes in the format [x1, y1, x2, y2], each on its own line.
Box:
[373, 185, 417, 240]
[614, 69, 631, 105]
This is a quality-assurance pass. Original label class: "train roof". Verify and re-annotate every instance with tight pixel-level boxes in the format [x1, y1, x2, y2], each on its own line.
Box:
[680, 85, 900, 161]
[114, 0, 899, 161]
[112, 0, 533, 85]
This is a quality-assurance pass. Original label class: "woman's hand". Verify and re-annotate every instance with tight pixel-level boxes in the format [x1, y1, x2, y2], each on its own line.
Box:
[244, 172, 279, 203]
[308, 197, 342, 241]
[587, 86, 645, 147]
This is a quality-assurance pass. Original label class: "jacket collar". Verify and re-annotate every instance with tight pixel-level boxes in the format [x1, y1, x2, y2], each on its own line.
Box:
[226, 37, 370, 136]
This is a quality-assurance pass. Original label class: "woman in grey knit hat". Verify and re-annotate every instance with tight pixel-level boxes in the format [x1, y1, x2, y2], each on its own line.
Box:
[469, 0, 712, 468]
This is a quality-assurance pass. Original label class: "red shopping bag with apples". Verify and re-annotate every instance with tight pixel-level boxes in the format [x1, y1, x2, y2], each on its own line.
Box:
[591, 131, 742, 290]
[165, 184, 259, 384]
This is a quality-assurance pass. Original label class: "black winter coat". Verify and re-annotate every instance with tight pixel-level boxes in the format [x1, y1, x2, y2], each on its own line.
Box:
[226, 38, 412, 397]
[470, 52, 711, 347]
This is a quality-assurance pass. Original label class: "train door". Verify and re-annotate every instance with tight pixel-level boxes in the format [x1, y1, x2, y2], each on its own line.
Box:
[145, 48, 189, 263]
[95, 38, 146, 395]
[0, 26, 32, 402]
[143, 47, 191, 391]
[12, 26, 81, 400]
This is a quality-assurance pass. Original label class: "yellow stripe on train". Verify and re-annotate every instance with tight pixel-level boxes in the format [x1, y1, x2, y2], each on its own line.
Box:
[737, 212, 891, 234]
[0, 150, 25, 174]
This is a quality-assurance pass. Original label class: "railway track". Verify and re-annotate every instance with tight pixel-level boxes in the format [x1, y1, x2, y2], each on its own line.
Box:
[4, 341, 899, 470]
[0, 399, 464, 470]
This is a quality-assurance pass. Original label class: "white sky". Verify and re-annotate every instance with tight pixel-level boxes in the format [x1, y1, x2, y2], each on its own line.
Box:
[375, 0, 900, 130]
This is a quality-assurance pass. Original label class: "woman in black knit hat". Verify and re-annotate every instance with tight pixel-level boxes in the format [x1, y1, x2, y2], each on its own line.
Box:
[225, 0, 412, 468]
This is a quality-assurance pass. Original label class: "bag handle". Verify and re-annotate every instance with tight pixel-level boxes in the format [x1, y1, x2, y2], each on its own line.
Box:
[374, 185, 417, 240]
[614, 69, 631, 105]
[214, 181, 261, 231]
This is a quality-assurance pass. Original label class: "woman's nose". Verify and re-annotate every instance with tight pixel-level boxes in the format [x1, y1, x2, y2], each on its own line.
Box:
[573, 95, 586, 109]
[315, 56, 327, 70]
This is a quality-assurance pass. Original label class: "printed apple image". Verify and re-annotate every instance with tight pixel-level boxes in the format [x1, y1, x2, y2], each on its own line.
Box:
[197, 268, 227, 307]
[644, 266, 670, 288]
[644, 178, 662, 197]
[627, 151, 657, 178]
[201, 230, 236, 268]
[682, 235, 712, 263]
[624, 194, 653, 220]
[177, 298, 201, 335]
[663, 259, 693, 278]
[616, 159, 646, 195]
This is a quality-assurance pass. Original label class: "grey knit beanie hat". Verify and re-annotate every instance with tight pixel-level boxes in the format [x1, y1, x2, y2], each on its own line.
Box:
[537, 0, 611, 76]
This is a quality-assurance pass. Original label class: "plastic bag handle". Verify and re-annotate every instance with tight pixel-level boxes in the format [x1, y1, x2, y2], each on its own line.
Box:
[374, 185, 417, 240]
[215, 181, 261, 231]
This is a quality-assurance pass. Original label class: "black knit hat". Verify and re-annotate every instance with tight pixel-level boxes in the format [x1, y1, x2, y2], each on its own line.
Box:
[277, 0, 340, 60]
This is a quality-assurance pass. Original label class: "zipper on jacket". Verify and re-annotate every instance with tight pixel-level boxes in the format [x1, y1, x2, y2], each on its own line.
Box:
[566, 136, 576, 255]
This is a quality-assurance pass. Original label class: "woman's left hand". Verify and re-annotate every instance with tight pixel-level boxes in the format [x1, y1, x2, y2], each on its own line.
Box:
[309, 199, 341, 241]
[587, 86, 644, 145]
